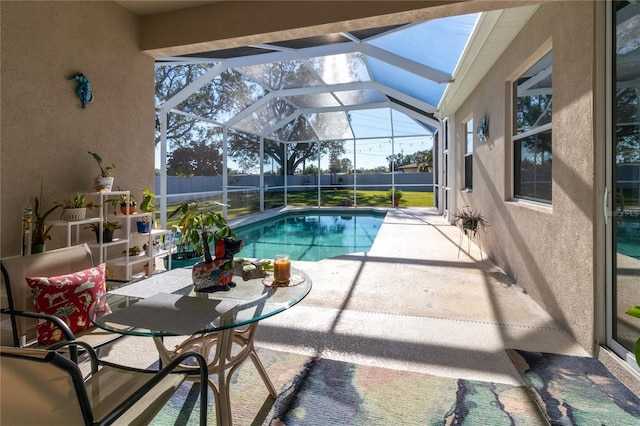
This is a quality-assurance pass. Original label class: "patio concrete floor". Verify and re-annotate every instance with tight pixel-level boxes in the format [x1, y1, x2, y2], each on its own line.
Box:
[96, 207, 586, 386]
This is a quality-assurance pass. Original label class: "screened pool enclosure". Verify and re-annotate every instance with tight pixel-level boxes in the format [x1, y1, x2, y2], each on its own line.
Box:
[154, 12, 479, 222]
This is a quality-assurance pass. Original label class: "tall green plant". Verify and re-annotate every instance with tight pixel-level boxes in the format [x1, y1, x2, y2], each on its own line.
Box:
[168, 201, 234, 264]
[87, 151, 116, 177]
[31, 197, 59, 245]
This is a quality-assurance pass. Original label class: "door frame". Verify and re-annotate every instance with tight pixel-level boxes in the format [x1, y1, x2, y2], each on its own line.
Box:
[603, 0, 640, 372]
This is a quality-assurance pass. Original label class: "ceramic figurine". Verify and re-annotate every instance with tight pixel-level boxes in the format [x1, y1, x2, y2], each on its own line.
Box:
[68, 72, 93, 109]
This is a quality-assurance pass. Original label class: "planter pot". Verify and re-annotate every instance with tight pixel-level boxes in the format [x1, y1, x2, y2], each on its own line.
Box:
[31, 243, 45, 254]
[61, 208, 87, 222]
[145, 245, 160, 256]
[136, 221, 150, 234]
[94, 176, 114, 192]
[163, 251, 200, 270]
[462, 219, 476, 230]
[144, 263, 157, 276]
[120, 204, 137, 215]
[95, 229, 114, 243]
[393, 199, 400, 207]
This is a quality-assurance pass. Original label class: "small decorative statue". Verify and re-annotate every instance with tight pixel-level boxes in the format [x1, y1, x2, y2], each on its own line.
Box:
[68, 72, 93, 109]
[192, 236, 244, 292]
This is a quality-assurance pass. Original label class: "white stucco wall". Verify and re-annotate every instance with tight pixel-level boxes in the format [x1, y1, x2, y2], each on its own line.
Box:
[0, 1, 155, 257]
[451, 1, 596, 353]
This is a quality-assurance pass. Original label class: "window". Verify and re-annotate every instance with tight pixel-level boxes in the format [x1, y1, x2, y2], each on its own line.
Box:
[464, 119, 473, 190]
[513, 51, 552, 203]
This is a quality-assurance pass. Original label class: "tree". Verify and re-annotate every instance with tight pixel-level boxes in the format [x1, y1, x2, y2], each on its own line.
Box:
[156, 62, 349, 176]
[386, 153, 404, 172]
[339, 158, 353, 173]
[303, 164, 319, 175]
[405, 149, 433, 171]
[167, 141, 223, 176]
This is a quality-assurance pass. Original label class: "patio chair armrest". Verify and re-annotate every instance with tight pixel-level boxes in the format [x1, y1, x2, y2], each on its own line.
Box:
[1, 308, 79, 362]
[48, 339, 99, 373]
[98, 352, 209, 426]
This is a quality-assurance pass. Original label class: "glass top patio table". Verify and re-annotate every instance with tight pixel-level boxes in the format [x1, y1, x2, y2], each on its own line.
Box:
[89, 267, 312, 337]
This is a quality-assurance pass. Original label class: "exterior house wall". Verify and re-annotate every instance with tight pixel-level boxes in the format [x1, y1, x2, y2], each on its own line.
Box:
[451, 1, 596, 353]
[0, 1, 155, 257]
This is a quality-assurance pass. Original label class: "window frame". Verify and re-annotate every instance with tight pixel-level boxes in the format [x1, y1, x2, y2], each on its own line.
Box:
[511, 49, 553, 204]
[463, 118, 473, 190]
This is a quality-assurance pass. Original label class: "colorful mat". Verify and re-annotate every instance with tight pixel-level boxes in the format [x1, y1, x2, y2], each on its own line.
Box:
[508, 349, 640, 426]
[151, 348, 546, 425]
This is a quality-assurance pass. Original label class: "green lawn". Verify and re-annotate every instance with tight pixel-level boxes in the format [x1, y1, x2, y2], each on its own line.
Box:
[164, 190, 434, 228]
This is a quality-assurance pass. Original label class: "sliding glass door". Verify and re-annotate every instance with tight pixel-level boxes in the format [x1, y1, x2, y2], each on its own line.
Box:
[609, 0, 640, 368]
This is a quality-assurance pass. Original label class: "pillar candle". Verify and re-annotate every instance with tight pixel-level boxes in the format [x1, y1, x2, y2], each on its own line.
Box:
[274, 254, 291, 282]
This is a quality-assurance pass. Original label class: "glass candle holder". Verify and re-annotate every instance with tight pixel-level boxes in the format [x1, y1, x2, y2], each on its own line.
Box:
[274, 254, 291, 282]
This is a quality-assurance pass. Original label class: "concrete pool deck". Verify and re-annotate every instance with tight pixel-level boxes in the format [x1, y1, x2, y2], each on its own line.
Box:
[97, 206, 585, 386]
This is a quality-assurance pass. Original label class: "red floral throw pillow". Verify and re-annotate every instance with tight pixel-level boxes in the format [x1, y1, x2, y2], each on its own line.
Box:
[26, 263, 108, 344]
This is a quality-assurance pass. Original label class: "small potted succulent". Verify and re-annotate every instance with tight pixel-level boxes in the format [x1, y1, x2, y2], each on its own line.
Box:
[88, 151, 116, 192]
[124, 245, 142, 256]
[58, 194, 98, 221]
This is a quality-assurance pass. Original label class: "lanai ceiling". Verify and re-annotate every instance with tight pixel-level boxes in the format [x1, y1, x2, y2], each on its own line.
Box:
[153, 4, 539, 143]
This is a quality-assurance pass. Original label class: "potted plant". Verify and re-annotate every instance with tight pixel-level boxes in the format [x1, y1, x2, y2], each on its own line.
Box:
[124, 245, 142, 256]
[168, 201, 243, 291]
[57, 194, 98, 221]
[31, 197, 59, 254]
[136, 189, 156, 233]
[454, 205, 489, 237]
[85, 221, 122, 243]
[107, 193, 136, 215]
[143, 240, 160, 256]
[626, 306, 640, 368]
[387, 188, 403, 206]
[88, 151, 116, 192]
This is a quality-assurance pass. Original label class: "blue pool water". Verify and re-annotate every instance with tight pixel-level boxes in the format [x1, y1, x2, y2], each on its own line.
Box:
[234, 211, 386, 261]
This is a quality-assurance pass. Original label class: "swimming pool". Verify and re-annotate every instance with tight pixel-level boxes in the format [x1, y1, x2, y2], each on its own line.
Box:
[234, 210, 386, 261]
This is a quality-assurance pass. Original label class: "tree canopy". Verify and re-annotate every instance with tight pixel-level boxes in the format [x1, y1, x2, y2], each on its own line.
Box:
[156, 64, 348, 176]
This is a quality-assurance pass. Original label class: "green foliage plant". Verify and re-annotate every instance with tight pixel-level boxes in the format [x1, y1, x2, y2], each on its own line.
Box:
[625, 306, 640, 368]
[139, 189, 156, 223]
[85, 221, 122, 233]
[139, 189, 156, 213]
[58, 194, 98, 210]
[168, 201, 235, 264]
[454, 205, 489, 237]
[32, 197, 59, 245]
[87, 151, 116, 177]
[387, 188, 403, 201]
[106, 193, 136, 214]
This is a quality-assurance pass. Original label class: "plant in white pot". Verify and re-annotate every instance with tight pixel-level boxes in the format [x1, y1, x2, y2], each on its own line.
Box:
[88, 151, 116, 192]
[57, 194, 98, 221]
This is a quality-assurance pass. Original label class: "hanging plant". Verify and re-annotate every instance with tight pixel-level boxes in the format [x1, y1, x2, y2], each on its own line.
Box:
[454, 205, 489, 237]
